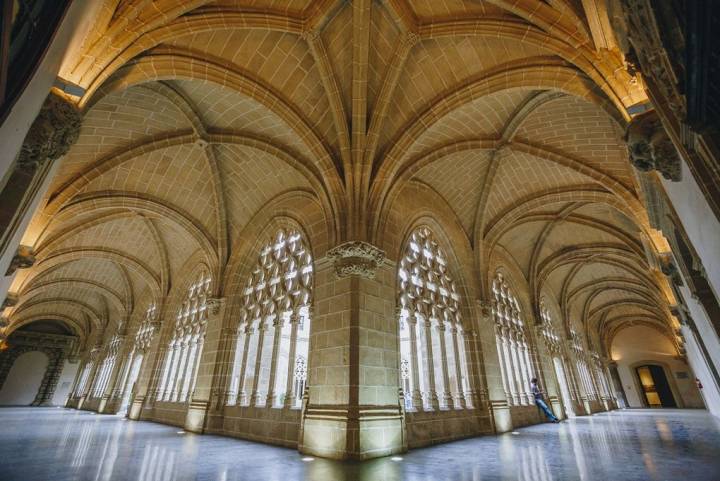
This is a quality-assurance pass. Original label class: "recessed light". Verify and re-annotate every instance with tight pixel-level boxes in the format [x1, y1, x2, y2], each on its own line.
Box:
[177, 431, 186, 434]
[301, 457, 314, 462]
[511, 431, 520, 435]
[391, 456, 403, 462]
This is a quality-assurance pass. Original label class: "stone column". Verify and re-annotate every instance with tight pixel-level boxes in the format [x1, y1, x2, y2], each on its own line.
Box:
[437, 321, 454, 409]
[299, 241, 403, 460]
[283, 312, 301, 408]
[249, 321, 267, 406]
[422, 319, 440, 410]
[265, 315, 284, 407]
[450, 326, 467, 408]
[184, 297, 226, 433]
[237, 325, 253, 405]
[406, 311, 423, 410]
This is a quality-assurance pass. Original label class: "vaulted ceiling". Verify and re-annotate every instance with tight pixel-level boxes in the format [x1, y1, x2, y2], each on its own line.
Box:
[4, 0, 679, 356]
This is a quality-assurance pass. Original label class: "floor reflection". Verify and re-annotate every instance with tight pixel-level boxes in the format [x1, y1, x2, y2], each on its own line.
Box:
[1, 408, 719, 481]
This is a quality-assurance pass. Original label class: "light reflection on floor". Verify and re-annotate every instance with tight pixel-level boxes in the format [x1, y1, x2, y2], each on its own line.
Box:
[0, 407, 719, 480]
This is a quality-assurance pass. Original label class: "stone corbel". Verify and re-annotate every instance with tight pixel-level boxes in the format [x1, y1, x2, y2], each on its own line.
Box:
[658, 252, 683, 286]
[626, 111, 682, 181]
[206, 297, 226, 316]
[5, 245, 35, 276]
[16, 91, 82, 172]
[327, 241, 386, 279]
[476, 299, 493, 319]
[1, 294, 18, 310]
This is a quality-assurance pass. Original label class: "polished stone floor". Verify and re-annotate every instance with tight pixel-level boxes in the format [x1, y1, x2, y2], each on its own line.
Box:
[0, 408, 719, 480]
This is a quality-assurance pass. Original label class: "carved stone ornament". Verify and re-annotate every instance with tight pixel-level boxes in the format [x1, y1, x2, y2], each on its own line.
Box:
[206, 297, 225, 315]
[17, 91, 82, 171]
[5, 245, 35, 276]
[477, 299, 493, 317]
[0, 317, 8, 328]
[327, 241, 386, 279]
[626, 110, 682, 181]
[1, 294, 18, 309]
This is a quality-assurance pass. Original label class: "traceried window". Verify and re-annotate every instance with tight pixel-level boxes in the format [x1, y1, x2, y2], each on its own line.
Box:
[73, 360, 94, 398]
[591, 352, 612, 400]
[397, 227, 472, 411]
[91, 335, 122, 398]
[492, 272, 534, 406]
[157, 271, 211, 402]
[228, 229, 312, 409]
[539, 301, 561, 355]
[570, 329, 597, 401]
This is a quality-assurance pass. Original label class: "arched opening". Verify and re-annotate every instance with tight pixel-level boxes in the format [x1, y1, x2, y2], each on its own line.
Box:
[397, 226, 471, 411]
[0, 351, 48, 405]
[228, 228, 313, 409]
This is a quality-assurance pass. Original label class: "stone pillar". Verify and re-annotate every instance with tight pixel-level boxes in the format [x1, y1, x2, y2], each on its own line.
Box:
[212, 326, 239, 410]
[475, 300, 511, 432]
[0, 92, 81, 298]
[184, 297, 226, 433]
[299, 241, 403, 460]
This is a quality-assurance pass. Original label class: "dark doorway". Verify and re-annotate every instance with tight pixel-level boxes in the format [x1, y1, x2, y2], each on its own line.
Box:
[636, 365, 677, 407]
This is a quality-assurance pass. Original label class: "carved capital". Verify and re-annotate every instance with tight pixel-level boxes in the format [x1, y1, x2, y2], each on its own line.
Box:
[327, 241, 386, 279]
[626, 110, 681, 181]
[206, 297, 225, 316]
[17, 91, 82, 171]
[5, 245, 35, 276]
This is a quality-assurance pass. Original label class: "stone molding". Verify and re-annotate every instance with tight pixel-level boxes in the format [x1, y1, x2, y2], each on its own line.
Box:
[327, 241, 386, 279]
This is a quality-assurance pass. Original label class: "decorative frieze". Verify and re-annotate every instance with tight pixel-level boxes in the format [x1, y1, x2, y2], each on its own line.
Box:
[327, 241, 386, 279]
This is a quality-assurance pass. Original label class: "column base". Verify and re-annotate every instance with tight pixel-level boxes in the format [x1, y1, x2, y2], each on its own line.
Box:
[490, 399, 512, 432]
[299, 405, 404, 460]
[184, 399, 209, 433]
[128, 395, 144, 420]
